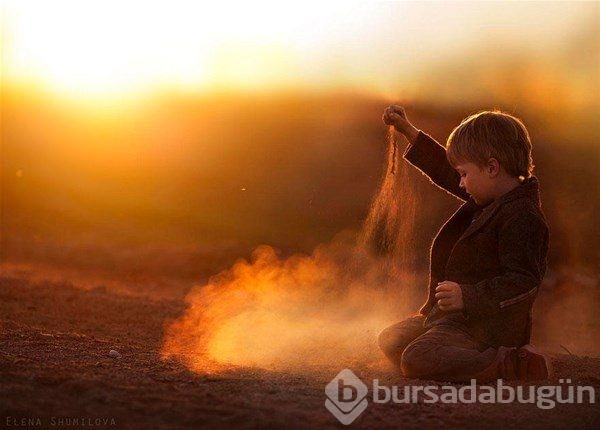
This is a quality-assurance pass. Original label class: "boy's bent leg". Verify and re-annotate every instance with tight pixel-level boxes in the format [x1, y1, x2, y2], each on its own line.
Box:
[378, 315, 427, 367]
[401, 325, 500, 382]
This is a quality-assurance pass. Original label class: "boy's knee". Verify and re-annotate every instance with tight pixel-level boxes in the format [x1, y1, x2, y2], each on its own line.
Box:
[378, 316, 426, 355]
[377, 326, 396, 355]
[401, 341, 437, 379]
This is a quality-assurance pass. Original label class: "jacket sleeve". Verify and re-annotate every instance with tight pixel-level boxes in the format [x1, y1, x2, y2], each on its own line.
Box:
[403, 130, 470, 201]
[460, 211, 549, 320]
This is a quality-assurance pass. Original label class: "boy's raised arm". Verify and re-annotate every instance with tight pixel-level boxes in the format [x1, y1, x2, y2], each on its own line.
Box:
[382, 105, 469, 201]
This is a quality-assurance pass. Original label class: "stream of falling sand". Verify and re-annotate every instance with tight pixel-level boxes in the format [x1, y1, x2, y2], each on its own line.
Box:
[360, 127, 417, 282]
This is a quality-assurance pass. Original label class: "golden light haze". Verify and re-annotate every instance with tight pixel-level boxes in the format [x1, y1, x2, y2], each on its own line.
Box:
[3, 1, 382, 97]
[2, 1, 596, 100]
[2, 1, 599, 371]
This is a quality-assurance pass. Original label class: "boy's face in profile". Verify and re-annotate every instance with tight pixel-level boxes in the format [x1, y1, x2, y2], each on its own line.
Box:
[454, 160, 495, 207]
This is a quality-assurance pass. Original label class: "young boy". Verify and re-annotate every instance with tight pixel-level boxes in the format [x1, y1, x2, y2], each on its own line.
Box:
[378, 106, 550, 382]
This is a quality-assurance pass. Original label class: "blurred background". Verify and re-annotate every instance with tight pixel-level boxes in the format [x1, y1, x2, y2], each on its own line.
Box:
[1, 1, 598, 287]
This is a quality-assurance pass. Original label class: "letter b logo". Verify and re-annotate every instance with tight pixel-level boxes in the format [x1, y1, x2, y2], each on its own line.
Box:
[325, 369, 368, 425]
[340, 379, 358, 402]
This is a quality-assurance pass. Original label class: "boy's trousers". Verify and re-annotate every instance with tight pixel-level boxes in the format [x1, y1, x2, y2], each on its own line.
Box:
[378, 315, 511, 382]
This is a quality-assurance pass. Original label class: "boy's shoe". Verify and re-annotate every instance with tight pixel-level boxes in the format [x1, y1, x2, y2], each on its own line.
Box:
[516, 344, 552, 381]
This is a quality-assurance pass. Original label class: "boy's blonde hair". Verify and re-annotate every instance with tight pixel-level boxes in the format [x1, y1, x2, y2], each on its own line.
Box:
[446, 110, 534, 179]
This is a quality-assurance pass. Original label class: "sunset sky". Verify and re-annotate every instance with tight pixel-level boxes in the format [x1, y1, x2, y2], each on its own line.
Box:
[1, 1, 598, 288]
[2, 1, 596, 100]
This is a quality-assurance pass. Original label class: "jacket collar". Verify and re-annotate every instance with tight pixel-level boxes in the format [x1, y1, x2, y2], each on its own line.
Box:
[489, 175, 541, 207]
[459, 176, 541, 241]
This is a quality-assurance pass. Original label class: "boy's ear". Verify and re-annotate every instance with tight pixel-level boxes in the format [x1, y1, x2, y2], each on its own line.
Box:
[487, 158, 500, 177]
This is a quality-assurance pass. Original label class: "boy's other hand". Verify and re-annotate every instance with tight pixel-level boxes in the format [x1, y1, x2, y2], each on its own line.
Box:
[382, 105, 419, 144]
[435, 281, 464, 312]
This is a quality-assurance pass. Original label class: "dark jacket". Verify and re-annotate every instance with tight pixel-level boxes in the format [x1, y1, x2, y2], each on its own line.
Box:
[403, 131, 550, 348]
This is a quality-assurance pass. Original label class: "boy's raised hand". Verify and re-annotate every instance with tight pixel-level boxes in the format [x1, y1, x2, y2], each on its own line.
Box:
[382, 105, 408, 128]
[435, 281, 465, 312]
[382, 105, 420, 144]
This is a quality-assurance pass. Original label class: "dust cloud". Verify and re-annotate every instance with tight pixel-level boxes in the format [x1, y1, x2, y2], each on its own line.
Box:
[161, 128, 423, 372]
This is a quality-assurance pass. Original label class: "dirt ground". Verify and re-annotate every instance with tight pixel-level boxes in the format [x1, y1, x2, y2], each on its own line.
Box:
[1, 264, 599, 429]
